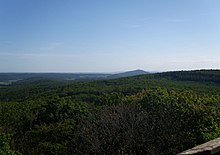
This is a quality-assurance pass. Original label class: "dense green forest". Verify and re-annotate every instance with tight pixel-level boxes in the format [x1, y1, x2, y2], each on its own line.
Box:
[0, 70, 220, 155]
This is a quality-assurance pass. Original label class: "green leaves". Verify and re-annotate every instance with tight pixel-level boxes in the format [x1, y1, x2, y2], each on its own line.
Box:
[0, 134, 22, 155]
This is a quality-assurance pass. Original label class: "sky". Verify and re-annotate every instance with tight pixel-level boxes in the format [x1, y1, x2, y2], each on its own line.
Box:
[0, 0, 220, 72]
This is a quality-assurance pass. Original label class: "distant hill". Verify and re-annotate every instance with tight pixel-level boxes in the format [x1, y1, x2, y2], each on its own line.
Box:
[108, 69, 149, 79]
[4, 69, 220, 85]
[0, 70, 149, 84]
[158, 69, 220, 84]
[0, 73, 110, 84]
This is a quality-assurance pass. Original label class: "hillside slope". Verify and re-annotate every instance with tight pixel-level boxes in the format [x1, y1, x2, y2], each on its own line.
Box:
[107, 69, 149, 79]
[0, 69, 220, 155]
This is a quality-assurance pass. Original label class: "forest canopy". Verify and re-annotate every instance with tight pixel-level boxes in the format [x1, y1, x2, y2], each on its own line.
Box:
[0, 70, 220, 155]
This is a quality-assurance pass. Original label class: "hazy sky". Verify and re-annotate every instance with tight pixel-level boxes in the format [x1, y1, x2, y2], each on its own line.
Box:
[0, 0, 220, 72]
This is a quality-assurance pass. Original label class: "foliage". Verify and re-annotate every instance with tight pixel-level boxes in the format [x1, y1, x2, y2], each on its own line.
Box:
[0, 70, 220, 154]
[0, 134, 22, 155]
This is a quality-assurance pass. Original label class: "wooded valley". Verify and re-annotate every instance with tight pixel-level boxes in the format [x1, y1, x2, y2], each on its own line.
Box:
[0, 70, 220, 155]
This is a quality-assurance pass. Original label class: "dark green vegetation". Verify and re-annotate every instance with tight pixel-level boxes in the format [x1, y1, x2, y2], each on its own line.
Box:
[0, 70, 220, 155]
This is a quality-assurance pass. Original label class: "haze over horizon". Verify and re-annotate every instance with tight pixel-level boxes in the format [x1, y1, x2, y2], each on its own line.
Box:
[0, 0, 220, 72]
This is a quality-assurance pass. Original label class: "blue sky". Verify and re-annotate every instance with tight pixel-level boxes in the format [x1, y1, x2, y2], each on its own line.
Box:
[0, 0, 220, 72]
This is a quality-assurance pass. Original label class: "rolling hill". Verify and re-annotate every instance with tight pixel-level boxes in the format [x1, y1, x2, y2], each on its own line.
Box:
[0, 69, 220, 155]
